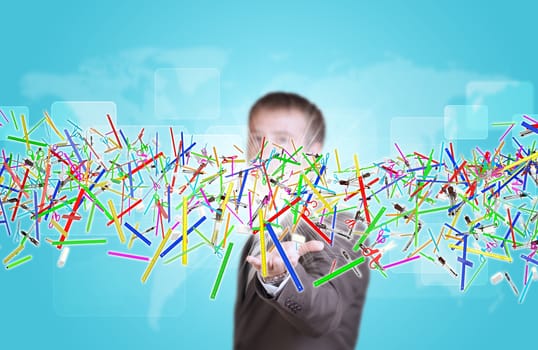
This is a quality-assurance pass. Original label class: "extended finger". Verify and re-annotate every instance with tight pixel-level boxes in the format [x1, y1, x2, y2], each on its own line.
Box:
[246, 255, 262, 270]
[267, 255, 291, 273]
[298, 240, 324, 256]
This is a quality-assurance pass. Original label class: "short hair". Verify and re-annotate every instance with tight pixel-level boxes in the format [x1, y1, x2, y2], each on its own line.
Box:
[248, 91, 326, 146]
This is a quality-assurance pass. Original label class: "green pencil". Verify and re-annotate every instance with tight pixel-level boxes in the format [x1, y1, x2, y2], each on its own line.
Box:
[5, 255, 32, 269]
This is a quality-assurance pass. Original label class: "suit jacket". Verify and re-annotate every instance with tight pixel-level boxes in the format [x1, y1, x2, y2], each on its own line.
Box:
[233, 216, 370, 350]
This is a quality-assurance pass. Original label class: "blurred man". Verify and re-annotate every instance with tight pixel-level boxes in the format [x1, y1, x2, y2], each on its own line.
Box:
[234, 92, 370, 350]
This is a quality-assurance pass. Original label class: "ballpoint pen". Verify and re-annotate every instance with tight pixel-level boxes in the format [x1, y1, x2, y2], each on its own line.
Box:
[504, 272, 519, 296]
[341, 249, 362, 279]
[436, 255, 458, 278]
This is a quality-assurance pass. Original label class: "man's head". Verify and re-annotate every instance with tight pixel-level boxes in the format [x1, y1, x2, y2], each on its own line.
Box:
[247, 92, 326, 160]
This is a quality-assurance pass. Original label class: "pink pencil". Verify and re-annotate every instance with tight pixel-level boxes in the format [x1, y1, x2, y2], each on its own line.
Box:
[382, 255, 420, 270]
[108, 251, 150, 262]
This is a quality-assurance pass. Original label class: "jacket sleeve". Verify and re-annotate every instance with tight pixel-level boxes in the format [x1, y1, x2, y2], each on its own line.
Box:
[252, 241, 370, 337]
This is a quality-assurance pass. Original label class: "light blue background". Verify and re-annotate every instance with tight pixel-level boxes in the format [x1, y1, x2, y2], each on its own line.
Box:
[1, 1, 538, 349]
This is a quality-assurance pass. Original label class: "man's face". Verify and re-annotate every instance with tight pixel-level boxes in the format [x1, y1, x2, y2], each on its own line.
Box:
[246, 107, 322, 196]
[247, 107, 321, 161]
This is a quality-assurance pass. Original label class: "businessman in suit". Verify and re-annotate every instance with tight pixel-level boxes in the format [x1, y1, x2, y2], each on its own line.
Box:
[233, 92, 370, 350]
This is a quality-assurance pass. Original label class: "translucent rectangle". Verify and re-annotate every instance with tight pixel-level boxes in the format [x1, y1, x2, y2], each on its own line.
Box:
[155, 68, 220, 120]
[50, 101, 117, 155]
[466, 81, 534, 126]
[419, 240, 488, 290]
[444, 105, 488, 140]
[52, 237, 186, 318]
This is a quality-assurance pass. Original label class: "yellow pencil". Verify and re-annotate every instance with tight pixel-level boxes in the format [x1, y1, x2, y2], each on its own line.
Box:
[3, 244, 24, 265]
[21, 114, 30, 152]
[51, 219, 69, 241]
[44, 111, 65, 141]
[211, 182, 234, 245]
[141, 227, 173, 283]
[182, 196, 188, 265]
[302, 175, 333, 213]
[334, 148, 341, 173]
[222, 182, 234, 211]
[127, 222, 141, 249]
[354, 154, 361, 178]
[502, 151, 538, 171]
[448, 244, 512, 262]
[315, 198, 339, 216]
[259, 209, 267, 278]
[252, 172, 259, 201]
[223, 212, 231, 248]
[107, 200, 126, 243]
[213, 146, 220, 167]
